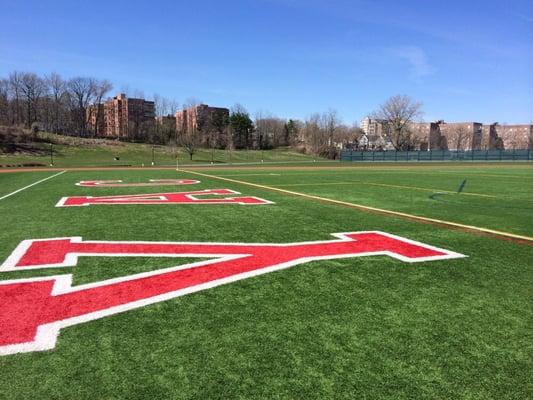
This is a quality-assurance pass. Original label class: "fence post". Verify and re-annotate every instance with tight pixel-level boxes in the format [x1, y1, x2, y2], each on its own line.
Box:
[500, 149, 503, 161]
[372, 151, 375, 162]
[395, 151, 397, 162]
[429, 150, 432, 161]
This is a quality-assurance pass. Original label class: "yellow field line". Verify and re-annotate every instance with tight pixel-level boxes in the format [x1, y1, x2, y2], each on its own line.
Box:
[359, 170, 533, 180]
[274, 181, 496, 198]
[219, 173, 282, 177]
[268, 169, 532, 180]
[183, 169, 533, 244]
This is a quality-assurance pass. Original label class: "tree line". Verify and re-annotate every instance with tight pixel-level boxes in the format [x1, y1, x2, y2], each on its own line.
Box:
[0, 71, 114, 137]
[177, 103, 367, 160]
[0, 69, 429, 157]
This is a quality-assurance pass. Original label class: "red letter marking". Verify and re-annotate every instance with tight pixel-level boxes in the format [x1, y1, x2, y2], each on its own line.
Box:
[76, 179, 200, 187]
[0, 232, 465, 355]
[56, 189, 273, 207]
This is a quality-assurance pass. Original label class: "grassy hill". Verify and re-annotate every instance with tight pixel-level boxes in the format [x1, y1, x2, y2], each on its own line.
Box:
[0, 130, 324, 168]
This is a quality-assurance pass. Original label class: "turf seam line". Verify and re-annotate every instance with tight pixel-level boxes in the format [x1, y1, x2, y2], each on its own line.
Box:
[274, 181, 496, 198]
[0, 170, 67, 201]
[182, 169, 533, 245]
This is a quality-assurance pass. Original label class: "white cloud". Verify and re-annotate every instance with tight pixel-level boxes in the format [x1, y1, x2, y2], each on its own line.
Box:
[517, 14, 533, 23]
[391, 46, 435, 79]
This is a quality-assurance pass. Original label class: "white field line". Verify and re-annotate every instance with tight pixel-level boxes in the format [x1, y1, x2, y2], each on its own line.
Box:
[183, 169, 533, 244]
[0, 170, 66, 201]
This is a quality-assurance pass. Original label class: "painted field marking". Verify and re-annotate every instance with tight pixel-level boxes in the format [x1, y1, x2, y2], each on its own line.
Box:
[76, 179, 200, 187]
[183, 169, 533, 244]
[56, 189, 274, 207]
[0, 232, 464, 354]
[0, 170, 66, 201]
[274, 181, 496, 198]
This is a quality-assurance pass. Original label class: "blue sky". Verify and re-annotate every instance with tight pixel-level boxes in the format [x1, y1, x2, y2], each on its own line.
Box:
[1, 0, 532, 124]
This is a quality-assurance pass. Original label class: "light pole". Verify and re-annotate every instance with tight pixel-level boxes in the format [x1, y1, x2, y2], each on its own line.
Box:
[151, 146, 155, 166]
[49, 143, 54, 166]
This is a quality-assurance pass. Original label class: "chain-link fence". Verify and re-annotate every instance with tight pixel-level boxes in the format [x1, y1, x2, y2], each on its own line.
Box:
[341, 149, 533, 162]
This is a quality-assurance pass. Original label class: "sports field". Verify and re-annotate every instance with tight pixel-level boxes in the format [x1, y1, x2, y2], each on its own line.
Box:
[0, 163, 531, 399]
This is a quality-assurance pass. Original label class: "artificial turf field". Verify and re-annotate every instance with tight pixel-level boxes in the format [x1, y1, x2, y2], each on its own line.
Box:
[0, 163, 531, 399]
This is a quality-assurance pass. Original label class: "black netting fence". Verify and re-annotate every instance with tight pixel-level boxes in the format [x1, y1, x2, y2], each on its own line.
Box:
[340, 149, 533, 162]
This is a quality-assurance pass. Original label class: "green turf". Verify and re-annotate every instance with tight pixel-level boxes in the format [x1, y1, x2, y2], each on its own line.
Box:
[207, 164, 533, 236]
[0, 165, 531, 399]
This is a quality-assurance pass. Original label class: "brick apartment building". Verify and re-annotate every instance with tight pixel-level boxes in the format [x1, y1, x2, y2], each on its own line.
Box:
[104, 94, 155, 137]
[482, 123, 533, 150]
[175, 104, 229, 134]
[88, 93, 155, 138]
[361, 117, 532, 151]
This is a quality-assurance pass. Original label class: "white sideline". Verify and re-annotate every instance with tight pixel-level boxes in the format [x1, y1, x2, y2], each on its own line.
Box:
[0, 170, 66, 201]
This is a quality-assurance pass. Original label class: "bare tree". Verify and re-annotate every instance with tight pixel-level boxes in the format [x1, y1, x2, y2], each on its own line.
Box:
[320, 109, 341, 158]
[302, 113, 324, 154]
[91, 79, 113, 136]
[178, 125, 202, 161]
[45, 73, 67, 133]
[0, 79, 9, 125]
[67, 77, 96, 136]
[154, 94, 179, 117]
[8, 72, 24, 126]
[372, 95, 423, 150]
[153, 94, 180, 144]
[153, 94, 167, 118]
[16, 72, 46, 128]
[334, 123, 364, 149]
[447, 125, 469, 151]
[255, 112, 287, 149]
